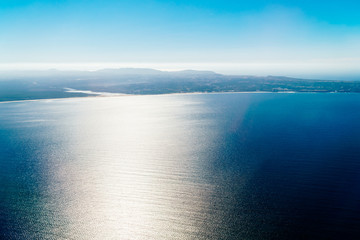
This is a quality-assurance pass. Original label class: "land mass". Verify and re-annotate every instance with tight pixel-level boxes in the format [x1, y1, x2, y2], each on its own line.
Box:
[0, 68, 360, 101]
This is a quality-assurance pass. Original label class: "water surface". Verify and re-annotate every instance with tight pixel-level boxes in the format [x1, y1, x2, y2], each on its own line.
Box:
[1, 93, 360, 239]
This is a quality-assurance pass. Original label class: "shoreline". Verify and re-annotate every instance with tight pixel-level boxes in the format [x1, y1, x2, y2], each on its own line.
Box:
[0, 90, 355, 104]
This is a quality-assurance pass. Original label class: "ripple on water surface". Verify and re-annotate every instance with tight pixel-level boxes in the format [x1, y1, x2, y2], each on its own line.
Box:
[0, 93, 360, 239]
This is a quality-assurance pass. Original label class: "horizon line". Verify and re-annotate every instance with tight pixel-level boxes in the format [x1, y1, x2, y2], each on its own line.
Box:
[0, 62, 360, 81]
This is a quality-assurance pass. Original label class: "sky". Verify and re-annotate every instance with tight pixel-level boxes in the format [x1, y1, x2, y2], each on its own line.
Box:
[1, 0, 360, 79]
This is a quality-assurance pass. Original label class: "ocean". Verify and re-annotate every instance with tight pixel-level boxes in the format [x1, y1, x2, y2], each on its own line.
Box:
[1, 93, 360, 239]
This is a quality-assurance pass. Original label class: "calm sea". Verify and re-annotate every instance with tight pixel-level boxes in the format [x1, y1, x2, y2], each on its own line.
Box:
[0, 93, 360, 239]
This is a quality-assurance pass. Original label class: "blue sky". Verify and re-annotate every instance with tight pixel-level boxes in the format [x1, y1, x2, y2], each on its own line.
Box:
[1, 0, 360, 78]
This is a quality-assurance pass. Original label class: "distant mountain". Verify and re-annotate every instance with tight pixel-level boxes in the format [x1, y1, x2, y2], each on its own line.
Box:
[169, 69, 219, 76]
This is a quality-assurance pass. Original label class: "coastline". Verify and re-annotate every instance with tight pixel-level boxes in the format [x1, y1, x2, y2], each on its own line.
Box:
[0, 90, 352, 104]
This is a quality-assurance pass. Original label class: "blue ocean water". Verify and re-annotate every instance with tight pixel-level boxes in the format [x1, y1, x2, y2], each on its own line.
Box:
[0, 93, 360, 239]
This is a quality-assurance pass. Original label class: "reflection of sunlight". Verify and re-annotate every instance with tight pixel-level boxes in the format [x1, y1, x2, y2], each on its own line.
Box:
[46, 96, 216, 239]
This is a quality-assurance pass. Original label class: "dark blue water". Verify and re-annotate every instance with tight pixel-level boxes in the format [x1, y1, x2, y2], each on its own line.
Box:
[1, 93, 360, 239]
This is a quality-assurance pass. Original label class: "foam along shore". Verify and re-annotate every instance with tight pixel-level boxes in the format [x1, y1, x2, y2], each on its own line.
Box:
[64, 88, 129, 96]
